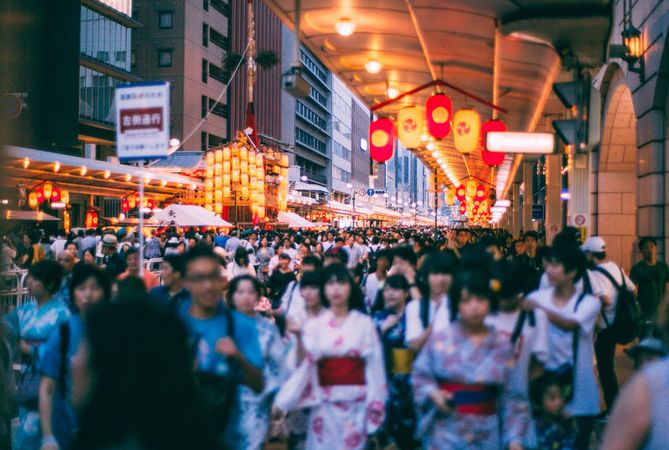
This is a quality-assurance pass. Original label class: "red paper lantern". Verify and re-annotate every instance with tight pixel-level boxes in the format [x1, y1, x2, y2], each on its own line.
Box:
[426, 94, 452, 139]
[481, 119, 507, 167]
[369, 118, 395, 163]
[35, 186, 45, 204]
[51, 186, 61, 202]
[459, 203, 467, 215]
[476, 185, 486, 200]
[147, 199, 155, 210]
[455, 184, 466, 201]
[121, 199, 129, 212]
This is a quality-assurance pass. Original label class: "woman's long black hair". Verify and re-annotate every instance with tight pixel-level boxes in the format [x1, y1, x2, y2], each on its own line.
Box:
[73, 300, 214, 450]
[69, 264, 112, 313]
[321, 263, 366, 313]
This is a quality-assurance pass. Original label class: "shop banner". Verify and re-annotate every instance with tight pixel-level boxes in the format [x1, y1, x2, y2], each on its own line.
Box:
[115, 82, 170, 160]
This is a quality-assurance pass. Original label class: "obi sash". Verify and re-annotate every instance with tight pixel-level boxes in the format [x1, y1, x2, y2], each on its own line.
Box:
[317, 357, 365, 386]
[437, 381, 498, 415]
[390, 348, 414, 374]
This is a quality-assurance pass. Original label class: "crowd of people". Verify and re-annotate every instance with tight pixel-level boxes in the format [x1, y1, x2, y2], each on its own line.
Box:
[1, 223, 669, 450]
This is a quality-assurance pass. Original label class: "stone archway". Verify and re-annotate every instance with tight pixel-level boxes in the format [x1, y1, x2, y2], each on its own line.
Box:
[594, 71, 637, 270]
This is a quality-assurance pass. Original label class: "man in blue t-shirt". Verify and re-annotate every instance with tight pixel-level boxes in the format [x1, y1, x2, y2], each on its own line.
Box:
[180, 245, 263, 389]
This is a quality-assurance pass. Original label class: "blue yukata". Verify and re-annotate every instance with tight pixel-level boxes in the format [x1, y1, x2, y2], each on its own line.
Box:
[39, 315, 85, 450]
[4, 299, 70, 450]
[411, 321, 529, 450]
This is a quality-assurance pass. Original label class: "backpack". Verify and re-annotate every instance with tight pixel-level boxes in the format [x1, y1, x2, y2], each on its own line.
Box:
[593, 266, 642, 344]
[510, 310, 536, 345]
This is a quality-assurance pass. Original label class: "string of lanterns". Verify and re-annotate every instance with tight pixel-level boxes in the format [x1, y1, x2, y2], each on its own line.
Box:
[121, 192, 156, 213]
[28, 182, 70, 209]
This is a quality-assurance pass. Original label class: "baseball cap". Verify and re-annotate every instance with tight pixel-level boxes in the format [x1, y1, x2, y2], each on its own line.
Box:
[624, 338, 669, 358]
[581, 236, 606, 253]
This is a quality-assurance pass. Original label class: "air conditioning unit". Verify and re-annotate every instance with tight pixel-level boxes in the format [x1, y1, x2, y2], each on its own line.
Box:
[282, 66, 310, 98]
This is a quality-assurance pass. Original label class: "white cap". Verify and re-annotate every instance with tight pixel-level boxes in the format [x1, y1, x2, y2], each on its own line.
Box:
[581, 236, 606, 253]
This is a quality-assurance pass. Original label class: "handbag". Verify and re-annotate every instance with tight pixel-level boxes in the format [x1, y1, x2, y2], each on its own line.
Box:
[15, 348, 40, 409]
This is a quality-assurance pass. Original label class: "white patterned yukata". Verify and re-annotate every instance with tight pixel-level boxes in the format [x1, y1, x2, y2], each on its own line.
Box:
[225, 315, 287, 450]
[411, 321, 529, 450]
[275, 309, 388, 450]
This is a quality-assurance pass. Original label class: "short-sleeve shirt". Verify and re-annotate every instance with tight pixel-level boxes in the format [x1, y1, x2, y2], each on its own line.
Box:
[631, 260, 669, 319]
[590, 261, 635, 326]
[180, 303, 263, 376]
[528, 288, 601, 416]
[404, 295, 450, 345]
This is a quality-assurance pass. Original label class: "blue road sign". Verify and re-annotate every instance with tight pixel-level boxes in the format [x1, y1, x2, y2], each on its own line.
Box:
[367, 189, 375, 197]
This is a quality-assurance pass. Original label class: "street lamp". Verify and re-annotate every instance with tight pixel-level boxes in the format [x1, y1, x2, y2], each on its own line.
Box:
[346, 183, 357, 227]
[301, 175, 308, 182]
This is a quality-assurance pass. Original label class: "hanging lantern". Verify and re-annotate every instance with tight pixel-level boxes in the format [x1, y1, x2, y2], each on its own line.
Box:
[397, 106, 424, 149]
[28, 192, 38, 209]
[425, 94, 452, 138]
[60, 190, 69, 205]
[445, 189, 455, 206]
[369, 118, 395, 163]
[35, 186, 44, 204]
[481, 119, 507, 166]
[85, 209, 99, 228]
[459, 203, 467, 215]
[456, 184, 466, 201]
[147, 199, 155, 210]
[465, 180, 477, 198]
[129, 197, 136, 209]
[43, 183, 53, 200]
[453, 108, 480, 154]
[51, 186, 60, 202]
[121, 199, 130, 212]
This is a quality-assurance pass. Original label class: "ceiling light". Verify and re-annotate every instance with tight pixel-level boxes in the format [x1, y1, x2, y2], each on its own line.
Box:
[426, 142, 435, 151]
[53, 162, 61, 173]
[431, 151, 439, 158]
[80, 166, 87, 176]
[386, 87, 399, 99]
[103, 170, 111, 179]
[486, 132, 554, 154]
[125, 173, 132, 182]
[335, 18, 356, 36]
[421, 134, 429, 142]
[365, 60, 382, 74]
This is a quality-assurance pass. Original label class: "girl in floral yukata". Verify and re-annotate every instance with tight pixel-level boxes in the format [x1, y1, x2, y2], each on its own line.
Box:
[274, 263, 388, 450]
[411, 262, 529, 450]
[224, 275, 287, 450]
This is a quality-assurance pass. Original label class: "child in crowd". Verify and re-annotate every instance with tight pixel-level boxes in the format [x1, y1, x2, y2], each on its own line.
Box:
[530, 374, 578, 450]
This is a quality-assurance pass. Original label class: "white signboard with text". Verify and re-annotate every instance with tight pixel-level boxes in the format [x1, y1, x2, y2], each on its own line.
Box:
[115, 82, 170, 160]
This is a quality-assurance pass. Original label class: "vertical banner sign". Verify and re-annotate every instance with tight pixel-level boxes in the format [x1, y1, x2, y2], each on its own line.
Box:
[115, 82, 170, 161]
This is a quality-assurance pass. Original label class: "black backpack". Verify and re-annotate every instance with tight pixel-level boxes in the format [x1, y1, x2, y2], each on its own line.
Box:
[593, 266, 642, 344]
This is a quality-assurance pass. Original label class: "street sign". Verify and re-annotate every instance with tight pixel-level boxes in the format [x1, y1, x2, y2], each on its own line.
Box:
[574, 214, 586, 226]
[358, 189, 367, 196]
[115, 82, 170, 161]
[367, 188, 375, 196]
[531, 204, 544, 220]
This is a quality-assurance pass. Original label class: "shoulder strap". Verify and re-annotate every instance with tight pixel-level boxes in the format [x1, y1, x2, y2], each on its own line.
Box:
[419, 297, 430, 329]
[285, 281, 299, 314]
[361, 273, 369, 288]
[593, 266, 621, 290]
[572, 292, 586, 371]
[510, 310, 527, 344]
[58, 322, 70, 397]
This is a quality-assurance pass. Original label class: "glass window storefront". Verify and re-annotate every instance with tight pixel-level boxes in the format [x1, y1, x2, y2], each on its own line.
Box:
[80, 6, 132, 71]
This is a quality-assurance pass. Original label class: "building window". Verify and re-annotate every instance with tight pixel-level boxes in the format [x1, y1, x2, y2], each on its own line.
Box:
[201, 132, 208, 151]
[309, 87, 328, 108]
[209, 62, 228, 84]
[209, 133, 225, 147]
[130, 51, 136, 67]
[158, 49, 173, 67]
[296, 100, 327, 132]
[201, 96, 208, 118]
[295, 127, 327, 154]
[202, 60, 208, 83]
[210, 0, 229, 16]
[208, 98, 227, 119]
[209, 27, 228, 51]
[203, 0, 208, 11]
[300, 49, 328, 85]
[96, 51, 109, 63]
[333, 141, 351, 160]
[114, 51, 126, 62]
[159, 11, 173, 29]
[202, 24, 209, 47]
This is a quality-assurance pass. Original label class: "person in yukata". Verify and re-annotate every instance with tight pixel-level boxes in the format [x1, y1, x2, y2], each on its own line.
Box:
[274, 263, 387, 450]
[224, 275, 287, 450]
[411, 262, 528, 450]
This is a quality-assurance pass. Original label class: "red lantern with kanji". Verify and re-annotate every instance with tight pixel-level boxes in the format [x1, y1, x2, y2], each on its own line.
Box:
[85, 209, 98, 228]
[481, 119, 507, 166]
[121, 199, 130, 212]
[369, 118, 395, 163]
[426, 94, 452, 139]
[456, 184, 466, 201]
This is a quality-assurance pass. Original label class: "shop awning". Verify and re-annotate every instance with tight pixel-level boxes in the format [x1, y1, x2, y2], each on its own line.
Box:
[3, 210, 60, 221]
[292, 181, 329, 194]
[2, 146, 202, 199]
[151, 205, 233, 227]
[278, 212, 316, 228]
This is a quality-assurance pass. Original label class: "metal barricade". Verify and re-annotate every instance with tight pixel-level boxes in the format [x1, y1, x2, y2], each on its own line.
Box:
[0, 270, 29, 315]
[145, 258, 164, 285]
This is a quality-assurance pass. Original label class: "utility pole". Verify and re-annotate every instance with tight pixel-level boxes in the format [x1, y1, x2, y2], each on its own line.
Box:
[433, 168, 438, 233]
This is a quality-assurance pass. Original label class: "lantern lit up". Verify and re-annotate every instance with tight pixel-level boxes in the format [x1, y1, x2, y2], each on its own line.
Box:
[459, 203, 467, 215]
[369, 118, 395, 163]
[60, 190, 69, 205]
[85, 209, 99, 228]
[453, 109, 480, 154]
[445, 189, 455, 206]
[476, 185, 486, 200]
[465, 180, 477, 198]
[43, 183, 53, 200]
[481, 119, 507, 167]
[28, 192, 38, 208]
[426, 94, 452, 139]
[397, 106, 424, 149]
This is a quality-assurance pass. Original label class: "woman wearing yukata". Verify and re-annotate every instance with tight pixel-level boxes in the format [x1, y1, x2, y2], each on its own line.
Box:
[224, 275, 287, 450]
[283, 269, 328, 450]
[274, 263, 388, 450]
[3, 260, 70, 450]
[371, 274, 419, 450]
[411, 263, 528, 450]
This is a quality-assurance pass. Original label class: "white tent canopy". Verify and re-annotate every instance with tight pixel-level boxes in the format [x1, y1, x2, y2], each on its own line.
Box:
[151, 205, 232, 227]
[3, 210, 60, 221]
[278, 211, 315, 228]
